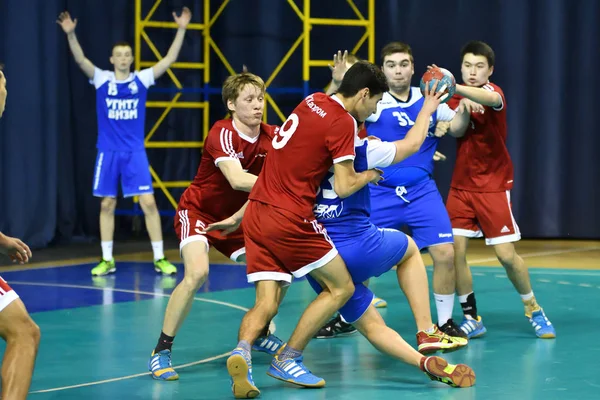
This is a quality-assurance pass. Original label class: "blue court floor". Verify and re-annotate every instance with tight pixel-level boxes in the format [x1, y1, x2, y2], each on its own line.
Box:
[1, 259, 600, 399]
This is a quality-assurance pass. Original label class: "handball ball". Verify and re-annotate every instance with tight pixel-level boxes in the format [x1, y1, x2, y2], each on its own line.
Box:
[420, 67, 456, 104]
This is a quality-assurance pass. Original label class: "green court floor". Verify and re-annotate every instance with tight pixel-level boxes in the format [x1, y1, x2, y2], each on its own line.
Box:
[4, 264, 600, 399]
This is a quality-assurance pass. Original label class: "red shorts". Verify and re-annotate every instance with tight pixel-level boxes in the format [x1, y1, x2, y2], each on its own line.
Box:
[446, 188, 521, 245]
[174, 209, 246, 262]
[0, 276, 19, 312]
[243, 201, 338, 284]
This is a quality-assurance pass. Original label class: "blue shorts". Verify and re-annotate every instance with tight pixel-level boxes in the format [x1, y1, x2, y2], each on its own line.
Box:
[92, 150, 153, 198]
[369, 178, 453, 250]
[307, 225, 409, 323]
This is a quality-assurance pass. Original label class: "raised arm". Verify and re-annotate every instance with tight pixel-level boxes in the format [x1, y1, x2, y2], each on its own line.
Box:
[0, 70, 6, 118]
[326, 50, 350, 95]
[389, 81, 445, 163]
[151, 7, 192, 80]
[57, 12, 96, 79]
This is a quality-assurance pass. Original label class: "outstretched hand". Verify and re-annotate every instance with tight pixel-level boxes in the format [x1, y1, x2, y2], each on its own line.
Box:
[173, 6, 192, 29]
[56, 11, 77, 34]
[0, 234, 32, 264]
[329, 50, 349, 84]
[202, 217, 241, 236]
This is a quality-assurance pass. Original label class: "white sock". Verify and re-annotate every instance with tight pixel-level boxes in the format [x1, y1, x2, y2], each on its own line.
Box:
[520, 291, 534, 301]
[101, 241, 113, 261]
[458, 292, 473, 304]
[152, 241, 164, 261]
[434, 293, 456, 326]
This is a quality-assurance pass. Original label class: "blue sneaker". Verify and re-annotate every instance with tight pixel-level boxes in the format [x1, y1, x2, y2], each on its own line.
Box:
[460, 315, 487, 339]
[267, 349, 325, 388]
[252, 334, 284, 355]
[527, 308, 556, 338]
[227, 348, 260, 399]
[148, 350, 179, 380]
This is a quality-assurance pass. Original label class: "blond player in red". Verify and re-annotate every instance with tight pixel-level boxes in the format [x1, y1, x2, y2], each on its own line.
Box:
[0, 67, 42, 400]
[147, 72, 284, 380]
[209, 61, 387, 398]
[441, 41, 555, 339]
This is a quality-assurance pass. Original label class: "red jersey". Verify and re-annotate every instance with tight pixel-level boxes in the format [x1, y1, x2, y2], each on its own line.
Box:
[447, 82, 514, 192]
[249, 93, 357, 219]
[178, 119, 276, 219]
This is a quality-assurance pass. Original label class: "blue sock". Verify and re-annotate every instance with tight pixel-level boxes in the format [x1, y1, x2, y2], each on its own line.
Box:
[279, 345, 302, 361]
[237, 340, 251, 356]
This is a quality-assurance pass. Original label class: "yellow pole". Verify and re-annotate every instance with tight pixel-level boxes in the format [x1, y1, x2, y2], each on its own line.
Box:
[135, 0, 141, 71]
[368, 0, 375, 63]
[303, 0, 310, 95]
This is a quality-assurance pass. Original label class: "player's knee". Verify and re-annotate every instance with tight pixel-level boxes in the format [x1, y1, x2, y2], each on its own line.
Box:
[494, 243, 516, 267]
[430, 244, 455, 268]
[139, 195, 158, 214]
[254, 297, 279, 320]
[28, 320, 41, 346]
[100, 197, 117, 214]
[9, 315, 41, 346]
[183, 261, 209, 289]
[330, 279, 354, 305]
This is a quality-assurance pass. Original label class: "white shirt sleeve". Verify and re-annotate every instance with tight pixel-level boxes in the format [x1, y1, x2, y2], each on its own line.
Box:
[436, 103, 456, 122]
[137, 68, 155, 88]
[482, 84, 504, 111]
[366, 139, 397, 169]
[90, 68, 112, 89]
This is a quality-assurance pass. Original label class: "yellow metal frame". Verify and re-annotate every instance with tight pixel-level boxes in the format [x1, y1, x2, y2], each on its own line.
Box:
[134, 0, 227, 209]
[264, 0, 376, 123]
[135, 0, 374, 210]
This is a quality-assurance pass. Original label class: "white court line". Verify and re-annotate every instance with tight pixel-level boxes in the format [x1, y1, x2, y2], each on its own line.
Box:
[466, 246, 600, 266]
[6, 281, 274, 394]
[29, 352, 230, 394]
[9, 281, 251, 312]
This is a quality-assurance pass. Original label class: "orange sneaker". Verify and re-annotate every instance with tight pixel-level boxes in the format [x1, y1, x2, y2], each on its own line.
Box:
[420, 356, 476, 388]
[416, 325, 468, 354]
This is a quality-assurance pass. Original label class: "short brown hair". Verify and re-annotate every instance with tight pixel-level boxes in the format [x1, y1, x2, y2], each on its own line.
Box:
[112, 41, 132, 52]
[222, 72, 265, 109]
[461, 41, 495, 67]
[380, 42, 414, 65]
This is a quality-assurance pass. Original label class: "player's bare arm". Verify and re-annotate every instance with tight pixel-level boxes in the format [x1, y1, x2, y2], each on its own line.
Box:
[391, 80, 444, 163]
[57, 11, 96, 79]
[333, 160, 383, 198]
[217, 159, 258, 192]
[0, 232, 32, 264]
[455, 84, 502, 108]
[0, 70, 6, 118]
[326, 50, 349, 95]
[152, 7, 192, 79]
[447, 99, 472, 138]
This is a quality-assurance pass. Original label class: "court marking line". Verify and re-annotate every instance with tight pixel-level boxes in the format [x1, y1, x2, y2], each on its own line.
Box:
[4, 243, 600, 273]
[8, 281, 269, 394]
[15, 245, 600, 393]
[29, 352, 231, 394]
[465, 246, 600, 266]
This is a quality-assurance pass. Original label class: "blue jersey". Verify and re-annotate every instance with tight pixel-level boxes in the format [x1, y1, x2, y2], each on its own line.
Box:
[314, 137, 396, 240]
[91, 67, 155, 151]
[364, 88, 455, 187]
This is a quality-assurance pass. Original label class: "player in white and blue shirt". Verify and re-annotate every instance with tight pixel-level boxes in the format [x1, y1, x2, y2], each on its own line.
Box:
[306, 125, 470, 374]
[91, 67, 155, 198]
[365, 88, 455, 249]
[358, 43, 471, 337]
[58, 9, 191, 278]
